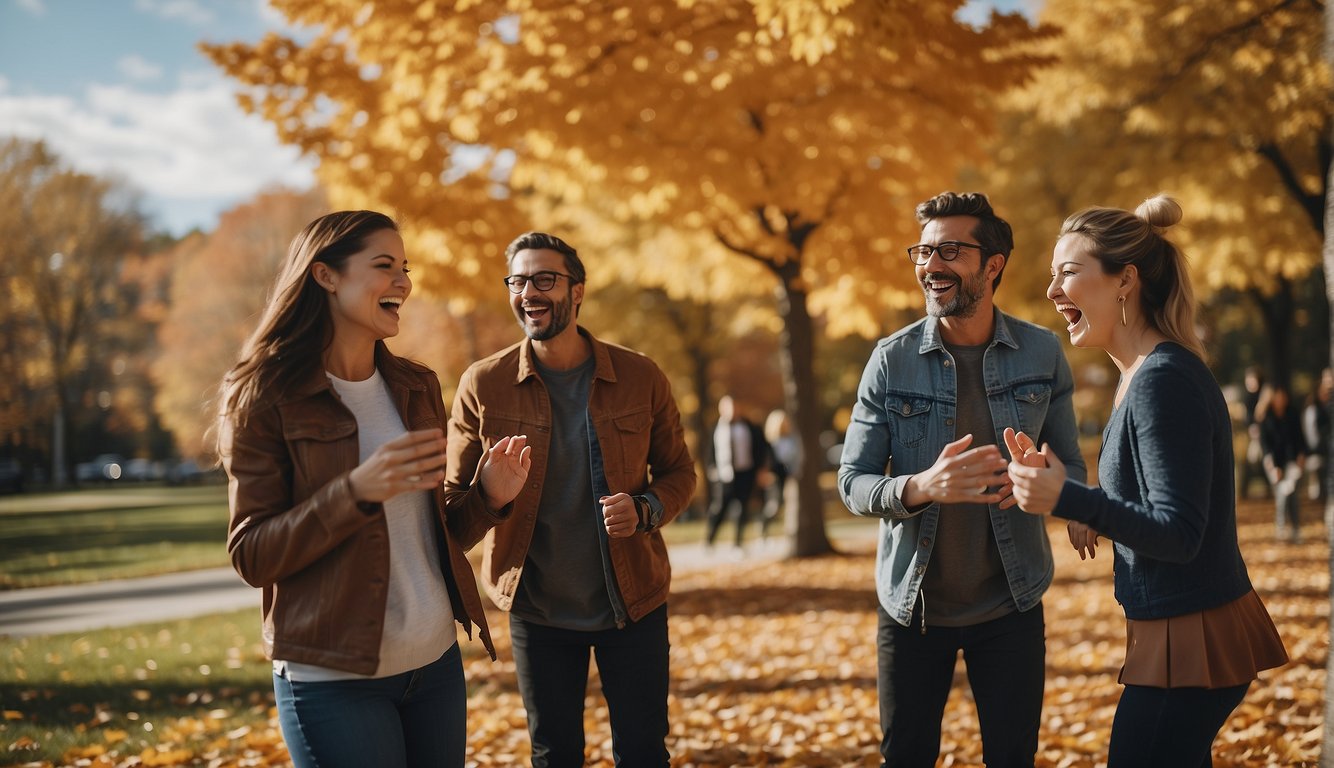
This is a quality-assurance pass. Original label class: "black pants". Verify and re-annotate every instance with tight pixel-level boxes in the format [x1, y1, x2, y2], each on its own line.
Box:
[705, 468, 758, 546]
[877, 602, 1045, 768]
[1107, 682, 1249, 767]
[510, 604, 670, 768]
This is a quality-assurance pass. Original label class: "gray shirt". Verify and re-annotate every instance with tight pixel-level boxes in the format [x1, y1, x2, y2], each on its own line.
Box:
[511, 356, 617, 630]
[921, 342, 1014, 626]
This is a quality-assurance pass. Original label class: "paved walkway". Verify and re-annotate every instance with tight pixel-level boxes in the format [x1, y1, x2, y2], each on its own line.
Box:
[0, 525, 879, 638]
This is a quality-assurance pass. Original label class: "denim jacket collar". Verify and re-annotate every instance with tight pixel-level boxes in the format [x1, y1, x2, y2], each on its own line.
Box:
[918, 308, 1020, 355]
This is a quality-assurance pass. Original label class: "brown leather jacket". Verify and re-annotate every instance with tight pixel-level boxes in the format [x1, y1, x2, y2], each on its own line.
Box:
[221, 343, 502, 675]
[444, 329, 696, 622]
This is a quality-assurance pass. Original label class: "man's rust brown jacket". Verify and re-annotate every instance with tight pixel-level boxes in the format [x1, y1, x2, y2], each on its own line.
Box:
[444, 329, 696, 622]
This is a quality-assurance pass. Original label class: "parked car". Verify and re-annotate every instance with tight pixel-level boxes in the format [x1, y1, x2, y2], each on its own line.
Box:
[76, 454, 124, 484]
[165, 459, 205, 485]
[0, 459, 23, 494]
[122, 458, 164, 482]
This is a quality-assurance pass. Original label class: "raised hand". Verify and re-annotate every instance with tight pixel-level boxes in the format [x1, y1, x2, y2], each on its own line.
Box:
[1004, 429, 1067, 516]
[479, 435, 532, 510]
[903, 434, 1009, 507]
[349, 428, 447, 503]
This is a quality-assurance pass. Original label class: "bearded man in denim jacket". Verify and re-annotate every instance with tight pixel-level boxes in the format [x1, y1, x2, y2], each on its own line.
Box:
[839, 192, 1085, 768]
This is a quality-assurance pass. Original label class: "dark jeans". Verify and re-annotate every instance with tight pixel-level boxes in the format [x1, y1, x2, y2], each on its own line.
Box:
[1108, 682, 1250, 768]
[273, 643, 466, 768]
[877, 602, 1045, 768]
[510, 603, 670, 768]
[705, 468, 759, 546]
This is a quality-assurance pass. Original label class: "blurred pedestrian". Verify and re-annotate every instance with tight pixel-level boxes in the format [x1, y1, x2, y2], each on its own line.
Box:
[1238, 366, 1267, 500]
[1302, 368, 1331, 503]
[218, 211, 529, 768]
[1258, 383, 1305, 541]
[760, 408, 801, 541]
[704, 395, 770, 551]
[444, 231, 695, 767]
[1008, 194, 1287, 768]
[839, 191, 1086, 768]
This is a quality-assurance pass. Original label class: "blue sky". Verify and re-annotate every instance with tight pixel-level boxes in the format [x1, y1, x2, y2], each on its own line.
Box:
[0, 0, 1039, 237]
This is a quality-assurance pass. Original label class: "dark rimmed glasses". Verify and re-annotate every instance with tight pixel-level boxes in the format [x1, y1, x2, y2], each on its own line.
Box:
[906, 241, 986, 265]
[502, 270, 573, 293]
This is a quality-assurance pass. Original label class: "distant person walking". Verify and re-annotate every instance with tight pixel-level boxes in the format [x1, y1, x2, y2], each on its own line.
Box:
[760, 408, 801, 541]
[1303, 368, 1331, 503]
[705, 396, 770, 551]
[218, 211, 529, 768]
[1257, 383, 1305, 542]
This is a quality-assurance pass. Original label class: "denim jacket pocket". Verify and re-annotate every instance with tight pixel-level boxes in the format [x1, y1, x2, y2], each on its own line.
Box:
[885, 396, 933, 450]
[1011, 382, 1052, 436]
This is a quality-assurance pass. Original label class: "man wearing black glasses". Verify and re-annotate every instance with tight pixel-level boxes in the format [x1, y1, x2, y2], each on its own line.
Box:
[443, 231, 694, 767]
[838, 192, 1086, 768]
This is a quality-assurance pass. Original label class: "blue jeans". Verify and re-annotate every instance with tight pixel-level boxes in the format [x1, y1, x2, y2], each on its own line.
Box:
[877, 602, 1045, 768]
[1108, 683, 1250, 767]
[273, 643, 467, 768]
[510, 604, 670, 767]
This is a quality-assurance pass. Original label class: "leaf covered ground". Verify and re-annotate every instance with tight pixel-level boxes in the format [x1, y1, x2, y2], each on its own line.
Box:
[4, 499, 1326, 767]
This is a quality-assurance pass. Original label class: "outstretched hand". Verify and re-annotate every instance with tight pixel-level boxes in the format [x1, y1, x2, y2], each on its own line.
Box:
[903, 434, 1008, 508]
[479, 435, 532, 510]
[1003, 428, 1067, 516]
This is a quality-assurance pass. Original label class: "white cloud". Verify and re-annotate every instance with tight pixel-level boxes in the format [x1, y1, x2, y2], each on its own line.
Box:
[134, 0, 212, 26]
[0, 69, 316, 222]
[118, 54, 164, 81]
[15, 0, 45, 15]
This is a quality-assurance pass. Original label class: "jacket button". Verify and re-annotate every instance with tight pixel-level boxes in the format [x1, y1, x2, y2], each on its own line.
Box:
[920, 538, 930, 548]
[901, 404, 911, 416]
[914, 565, 925, 576]
[945, 418, 954, 426]
[943, 359, 952, 367]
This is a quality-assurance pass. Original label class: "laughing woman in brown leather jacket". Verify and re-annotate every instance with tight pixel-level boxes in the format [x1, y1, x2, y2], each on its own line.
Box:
[218, 211, 531, 768]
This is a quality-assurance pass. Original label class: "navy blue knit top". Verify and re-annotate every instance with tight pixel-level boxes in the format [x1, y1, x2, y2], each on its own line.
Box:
[1054, 342, 1252, 620]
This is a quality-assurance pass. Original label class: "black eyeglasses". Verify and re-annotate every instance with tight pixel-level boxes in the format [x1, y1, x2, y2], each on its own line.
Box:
[906, 241, 987, 265]
[502, 270, 573, 293]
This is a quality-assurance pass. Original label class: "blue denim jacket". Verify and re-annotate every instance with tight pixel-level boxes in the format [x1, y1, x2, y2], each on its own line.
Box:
[838, 309, 1086, 626]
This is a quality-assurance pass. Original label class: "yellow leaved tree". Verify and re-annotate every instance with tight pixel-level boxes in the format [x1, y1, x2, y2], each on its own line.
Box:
[990, 0, 1329, 386]
[206, 0, 1044, 555]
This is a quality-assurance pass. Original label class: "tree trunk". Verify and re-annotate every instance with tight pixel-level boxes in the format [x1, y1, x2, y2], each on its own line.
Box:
[1320, 3, 1334, 763]
[775, 276, 834, 557]
[1249, 278, 1295, 388]
[689, 344, 714, 517]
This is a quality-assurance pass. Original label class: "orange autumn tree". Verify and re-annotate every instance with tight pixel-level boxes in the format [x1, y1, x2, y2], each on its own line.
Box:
[206, 0, 1045, 555]
[990, 0, 1329, 385]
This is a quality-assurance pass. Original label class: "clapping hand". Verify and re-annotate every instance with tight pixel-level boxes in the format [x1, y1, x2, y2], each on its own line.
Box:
[1002, 427, 1066, 516]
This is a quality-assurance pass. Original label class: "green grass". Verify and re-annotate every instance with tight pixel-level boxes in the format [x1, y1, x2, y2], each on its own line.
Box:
[0, 608, 270, 765]
[0, 485, 231, 589]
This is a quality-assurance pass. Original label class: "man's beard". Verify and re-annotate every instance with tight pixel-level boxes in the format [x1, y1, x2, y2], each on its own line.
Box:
[923, 261, 987, 319]
[517, 294, 573, 341]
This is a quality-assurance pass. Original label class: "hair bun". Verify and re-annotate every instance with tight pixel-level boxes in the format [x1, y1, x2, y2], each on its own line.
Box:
[1135, 194, 1183, 230]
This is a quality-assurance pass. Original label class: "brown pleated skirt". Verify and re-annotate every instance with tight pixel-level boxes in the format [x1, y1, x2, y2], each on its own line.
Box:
[1119, 589, 1288, 689]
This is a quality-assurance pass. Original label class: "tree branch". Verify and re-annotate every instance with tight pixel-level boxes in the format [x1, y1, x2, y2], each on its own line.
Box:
[1257, 141, 1325, 234]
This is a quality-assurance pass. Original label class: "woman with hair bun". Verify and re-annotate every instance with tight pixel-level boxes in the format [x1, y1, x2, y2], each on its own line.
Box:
[1005, 195, 1287, 767]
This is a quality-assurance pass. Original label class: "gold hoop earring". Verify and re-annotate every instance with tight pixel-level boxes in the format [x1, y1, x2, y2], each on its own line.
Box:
[1119, 295, 1127, 326]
